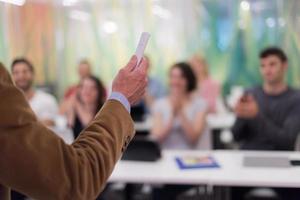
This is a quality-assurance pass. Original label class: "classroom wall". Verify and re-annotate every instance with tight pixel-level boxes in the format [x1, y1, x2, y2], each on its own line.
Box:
[0, 0, 300, 97]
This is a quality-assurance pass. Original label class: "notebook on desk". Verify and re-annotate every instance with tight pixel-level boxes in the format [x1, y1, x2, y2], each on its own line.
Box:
[175, 156, 220, 170]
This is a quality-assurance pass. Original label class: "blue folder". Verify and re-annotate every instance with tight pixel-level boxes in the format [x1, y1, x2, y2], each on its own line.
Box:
[175, 156, 220, 169]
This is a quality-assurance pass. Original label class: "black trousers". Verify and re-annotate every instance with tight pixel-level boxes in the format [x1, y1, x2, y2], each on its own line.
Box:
[152, 184, 194, 200]
[231, 186, 300, 200]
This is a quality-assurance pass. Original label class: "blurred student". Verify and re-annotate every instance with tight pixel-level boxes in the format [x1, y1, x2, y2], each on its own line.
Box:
[61, 75, 106, 139]
[151, 62, 210, 150]
[232, 47, 300, 200]
[11, 58, 58, 127]
[64, 59, 92, 99]
[11, 58, 59, 200]
[151, 62, 210, 200]
[189, 55, 220, 113]
[144, 56, 166, 108]
[232, 47, 300, 151]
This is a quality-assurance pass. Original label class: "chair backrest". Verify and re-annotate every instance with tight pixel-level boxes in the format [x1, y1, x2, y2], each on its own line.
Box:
[130, 101, 147, 122]
[121, 137, 161, 162]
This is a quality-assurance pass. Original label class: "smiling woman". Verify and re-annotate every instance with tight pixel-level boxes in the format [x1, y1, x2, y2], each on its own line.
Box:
[60, 75, 107, 139]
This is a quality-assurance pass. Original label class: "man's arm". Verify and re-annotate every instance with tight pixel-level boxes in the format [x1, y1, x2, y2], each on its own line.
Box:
[233, 93, 300, 150]
[0, 56, 148, 200]
[252, 110, 300, 150]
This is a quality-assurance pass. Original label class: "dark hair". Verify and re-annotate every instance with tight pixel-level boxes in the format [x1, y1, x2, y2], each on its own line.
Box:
[80, 75, 106, 114]
[171, 62, 197, 93]
[259, 47, 288, 62]
[11, 58, 34, 73]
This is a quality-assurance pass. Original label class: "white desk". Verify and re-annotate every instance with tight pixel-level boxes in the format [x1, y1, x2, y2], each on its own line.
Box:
[211, 151, 300, 188]
[134, 113, 236, 132]
[109, 151, 212, 185]
[109, 150, 300, 188]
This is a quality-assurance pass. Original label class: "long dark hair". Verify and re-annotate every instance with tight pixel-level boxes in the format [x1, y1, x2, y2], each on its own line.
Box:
[80, 75, 106, 114]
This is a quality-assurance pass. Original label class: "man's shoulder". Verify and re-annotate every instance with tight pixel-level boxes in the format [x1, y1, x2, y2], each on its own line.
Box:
[288, 87, 300, 96]
[287, 88, 300, 104]
[34, 90, 57, 103]
[245, 86, 261, 94]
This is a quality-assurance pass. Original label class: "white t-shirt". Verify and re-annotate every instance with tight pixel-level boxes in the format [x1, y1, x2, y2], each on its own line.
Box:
[152, 96, 211, 150]
[29, 90, 59, 121]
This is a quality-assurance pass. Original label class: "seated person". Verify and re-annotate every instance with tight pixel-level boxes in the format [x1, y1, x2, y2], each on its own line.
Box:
[189, 54, 220, 113]
[11, 58, 58, 127]
[151, 62, 210, 150]
[144, 56, 166, 109]
[60, 75, 106, 139]
[232, 47, 300, 151]
[151, 62, 210, 200]
[10, 58, 59, 200]
[232, 47, 300, 200]
[63, 59, 92, 100]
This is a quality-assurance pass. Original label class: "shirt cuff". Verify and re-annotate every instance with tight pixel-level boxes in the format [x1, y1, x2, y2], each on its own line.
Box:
[109, 92, 130, 113]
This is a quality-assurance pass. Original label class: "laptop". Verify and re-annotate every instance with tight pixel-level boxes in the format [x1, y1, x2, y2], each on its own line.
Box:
[243, 155, 291, 168]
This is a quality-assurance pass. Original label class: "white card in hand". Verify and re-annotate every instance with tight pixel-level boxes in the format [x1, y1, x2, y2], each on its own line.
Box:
[135, 32, 150, 67]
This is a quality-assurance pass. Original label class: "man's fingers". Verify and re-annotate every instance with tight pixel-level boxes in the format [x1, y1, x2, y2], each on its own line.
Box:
[236, 108, 247, 117]
[132, 89, 146, 105]
[135, 80, 147, 97]
[235, 103, 246, 115]
[135, 57, 149, 75]
[247, 94, 255, 102]
[235, 102, 243, 111]
[124, 55, 138, 72]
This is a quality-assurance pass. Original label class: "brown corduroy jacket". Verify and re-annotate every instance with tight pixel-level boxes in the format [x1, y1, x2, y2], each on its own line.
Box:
[0, 63, 135, 200]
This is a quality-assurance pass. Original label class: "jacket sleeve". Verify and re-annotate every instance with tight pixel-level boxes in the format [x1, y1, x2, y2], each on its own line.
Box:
[252, 109, 300, 150]
[0, 64, 135, 200]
